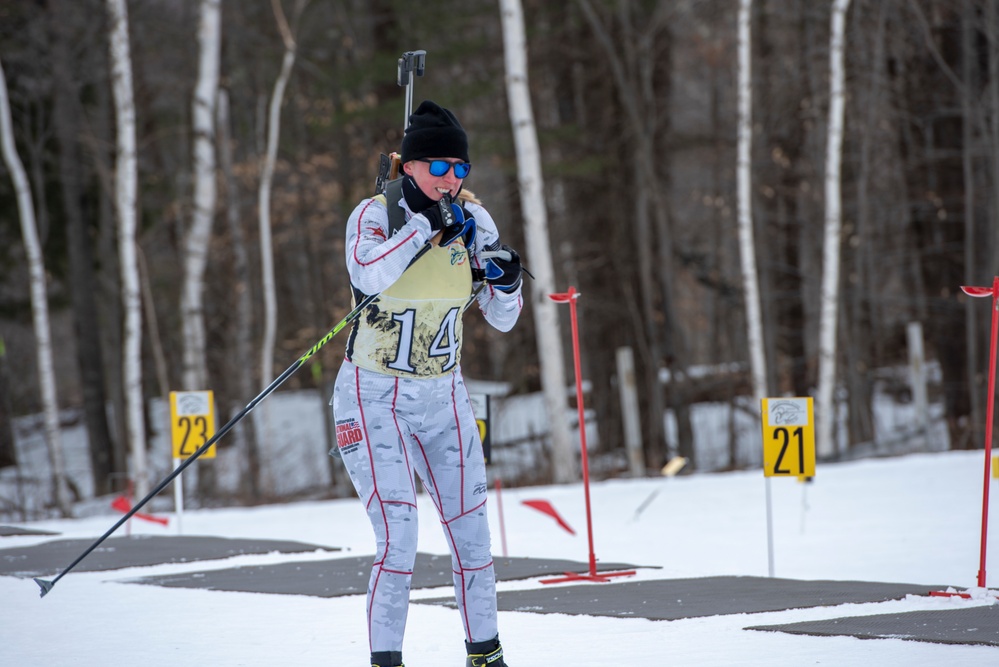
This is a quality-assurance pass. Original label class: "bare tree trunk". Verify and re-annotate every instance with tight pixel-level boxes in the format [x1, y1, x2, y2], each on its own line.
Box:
[258, 0, 304, 492]
[0, 57, 72, 517]
[218, 88, 261, 501]
[136, 246, 170, 399]
[737, 0, 768, 409]
[990, 1, 999, 299]
[105, 0, 148, 497]
[182, 0, 221, 393]
[962, 0, 981, 448]
[50, 0, 117, 496]
[25, 113, 52, 248]
[0, 337, 16, 469]
[89, 68, 129, 481]
[576, 0, 691, 468]
[816, 0, 852, 459]
[987, 1, 999, 444]
[844, 1, 887, 450]
[499, 0, 575, 483]
[633, 183, 667, 463]
[185, 0, 223, 500]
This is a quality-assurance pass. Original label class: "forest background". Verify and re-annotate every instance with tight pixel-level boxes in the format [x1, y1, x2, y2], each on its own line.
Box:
[0, 0, 996, 512]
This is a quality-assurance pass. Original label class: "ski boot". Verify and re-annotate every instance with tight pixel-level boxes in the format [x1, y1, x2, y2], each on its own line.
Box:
[371, 650, 404, 667]
[466, 636, 507, 667]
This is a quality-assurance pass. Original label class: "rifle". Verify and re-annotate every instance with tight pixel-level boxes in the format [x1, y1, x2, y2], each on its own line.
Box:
[375, 49, 426, 194]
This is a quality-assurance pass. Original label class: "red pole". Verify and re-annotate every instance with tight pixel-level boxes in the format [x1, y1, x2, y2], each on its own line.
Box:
[552, 287, 597, 576]
[977, 276, 998, 588]
[571, 291, 598, 577]
[959, 276, 999, 590]
[543, 287, 635, 585]
[926, 278, 999, 598]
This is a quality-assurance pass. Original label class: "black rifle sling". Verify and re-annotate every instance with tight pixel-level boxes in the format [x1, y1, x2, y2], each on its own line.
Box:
[384, 178, 406, 236]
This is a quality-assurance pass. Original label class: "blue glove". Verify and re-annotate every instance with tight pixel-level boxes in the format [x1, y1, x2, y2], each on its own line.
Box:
[439, 204, 476, 248]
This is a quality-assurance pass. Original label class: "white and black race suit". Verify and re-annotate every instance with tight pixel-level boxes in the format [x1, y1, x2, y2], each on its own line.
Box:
[331, 191, 522, 654]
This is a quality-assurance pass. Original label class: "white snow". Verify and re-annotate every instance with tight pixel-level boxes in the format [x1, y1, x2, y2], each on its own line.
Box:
[1, 449, 998, 666]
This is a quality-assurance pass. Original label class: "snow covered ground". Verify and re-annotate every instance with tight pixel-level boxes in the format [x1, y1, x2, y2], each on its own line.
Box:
[2, 449, 998, 665]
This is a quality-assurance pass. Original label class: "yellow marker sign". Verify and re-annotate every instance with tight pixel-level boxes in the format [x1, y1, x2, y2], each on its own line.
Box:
[761, 397, 815, 478]
[469, 393, 491, 464]
[169, 391, 216, 459]
[993, 454, 998, 480]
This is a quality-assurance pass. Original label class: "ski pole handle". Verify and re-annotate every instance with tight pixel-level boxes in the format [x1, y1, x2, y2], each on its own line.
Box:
[480, 249, 513, 262]
[481, 248, 533, 279]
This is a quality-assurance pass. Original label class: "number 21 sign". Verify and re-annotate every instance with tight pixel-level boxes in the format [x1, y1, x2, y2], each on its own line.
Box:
[761, 397, 815, 478]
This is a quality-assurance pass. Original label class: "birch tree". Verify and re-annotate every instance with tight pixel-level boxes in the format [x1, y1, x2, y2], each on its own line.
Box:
[0, 57, 72, 517]
[816, 0, 852, 459]
[736, 0, 768, 409]
[181, 0, 222, 392]
[499, 0, 575, 483]
[105, 0, 148, 497]
[258, 0, 305, 485]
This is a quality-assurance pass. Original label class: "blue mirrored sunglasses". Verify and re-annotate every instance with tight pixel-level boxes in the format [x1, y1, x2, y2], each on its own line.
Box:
[418, 159, 471, 179]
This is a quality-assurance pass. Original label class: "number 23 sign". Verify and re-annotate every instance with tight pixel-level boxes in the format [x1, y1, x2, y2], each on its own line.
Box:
[761, 397, 815, 478]
[169, 391, 216, 459]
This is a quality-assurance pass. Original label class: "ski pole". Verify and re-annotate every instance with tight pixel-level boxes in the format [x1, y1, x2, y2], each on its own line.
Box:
[34, 241, 435, 598]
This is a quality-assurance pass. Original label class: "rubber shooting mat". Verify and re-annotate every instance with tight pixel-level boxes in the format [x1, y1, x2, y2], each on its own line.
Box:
[418, 576, 947, 621]
[0, 535, 337, 577]
[125, 553, 648, 597]
[0, 525, 59, 537]
[746, 604, 999, 647]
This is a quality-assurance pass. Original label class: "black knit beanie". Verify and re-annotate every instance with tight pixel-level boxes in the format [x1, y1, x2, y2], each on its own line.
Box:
[401, 100, 469, 163]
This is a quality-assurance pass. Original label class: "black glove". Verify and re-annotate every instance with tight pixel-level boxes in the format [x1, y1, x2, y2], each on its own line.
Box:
[422, 194, 457, 233]
[484, 245, 522, 292]
[402, 175, 455, 233]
